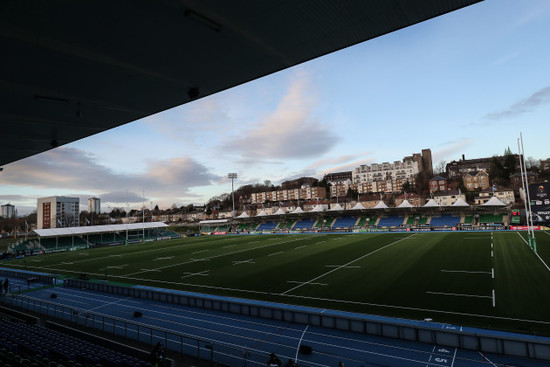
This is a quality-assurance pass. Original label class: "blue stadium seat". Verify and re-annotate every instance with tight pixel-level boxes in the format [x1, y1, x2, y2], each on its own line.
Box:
[377, 215, 404, 227]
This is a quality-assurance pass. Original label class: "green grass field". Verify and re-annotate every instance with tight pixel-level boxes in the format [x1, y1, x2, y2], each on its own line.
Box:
[2, 231, 550, 336]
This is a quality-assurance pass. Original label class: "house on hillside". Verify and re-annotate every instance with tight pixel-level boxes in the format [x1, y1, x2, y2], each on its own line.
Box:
[463, 170, 490, 191]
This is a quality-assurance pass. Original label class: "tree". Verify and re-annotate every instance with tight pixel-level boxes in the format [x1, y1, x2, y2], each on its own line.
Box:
[525, 156, 540, 172]
[434, 161, 447, 176]
[401, 181, 413, 193]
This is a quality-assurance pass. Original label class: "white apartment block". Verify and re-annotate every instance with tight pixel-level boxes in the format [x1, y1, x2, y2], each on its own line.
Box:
[250, 185, 326, 204]
[37, 196, 80, 229]
[353, 159, 419, 193]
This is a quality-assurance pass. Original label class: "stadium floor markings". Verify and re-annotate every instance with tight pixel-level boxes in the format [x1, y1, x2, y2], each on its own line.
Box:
[140, 268, 161, 272]
[440, 270, 491, 275]
[516, 231, 550, 272]
[294, 245, 307, 250]
[286, 281, 327, 286]
[153, 256, 174, 261]
[279, 292, 550, 326]
[190, 258, 209, 262]
[182, 270, 209, 278]
[122, 235, 310, 276]
[232, 259, 255, 265]
[426, 291, 492, 300]
[281, 234, 416, 295]
[325, 265, 360, 269]
[268, 251, 284, 256]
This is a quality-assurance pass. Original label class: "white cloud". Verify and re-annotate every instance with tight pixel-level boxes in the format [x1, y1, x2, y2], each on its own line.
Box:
[220, 71, 339, 160]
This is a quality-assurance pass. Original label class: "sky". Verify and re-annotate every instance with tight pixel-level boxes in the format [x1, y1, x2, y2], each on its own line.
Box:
[2, 0, 550, 215]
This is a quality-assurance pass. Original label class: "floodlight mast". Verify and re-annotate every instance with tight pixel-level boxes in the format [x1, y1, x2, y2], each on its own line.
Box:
[228, 173, 238, 217]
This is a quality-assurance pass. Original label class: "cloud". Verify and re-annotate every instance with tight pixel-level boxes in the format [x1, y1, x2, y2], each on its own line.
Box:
[219, 72, 339, 160]
[484, 86, 550, 120]
[2, 147, 220, 206]
[432, 138, 472, 162]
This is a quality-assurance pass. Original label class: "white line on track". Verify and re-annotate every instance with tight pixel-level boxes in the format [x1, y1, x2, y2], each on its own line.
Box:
[478, 352, 498, 367]
[450, 347, 457, 367]
[84, 296, 134, 312]
[516, 231, 550, 272]
[281, 234, 416, 295]
[440, 270, 491, 275]
[425, 346, 435, 367]
[426, 291, 492, 299]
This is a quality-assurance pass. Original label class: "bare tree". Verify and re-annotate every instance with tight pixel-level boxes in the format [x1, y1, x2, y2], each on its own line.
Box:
[434, 160, 447, 176]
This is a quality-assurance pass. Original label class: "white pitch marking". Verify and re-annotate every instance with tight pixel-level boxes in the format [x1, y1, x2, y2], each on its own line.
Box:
[268, 251, 284, 256]
[516, 231, 550, 272]
[440, 270, 491, 275]
[294, 245, 307, 250]
[106, 264, 129, 269]
[491, 243, 493, 248]
[140, 269, 161, 272]
[426, 291, 492, 299]
[192, 249, 209, 254]
[492, 289, 496, 308]
[286, 281, 327, 286]
[232, 259, 255, 265]
[78, 252, 89, 256]
[154, 256, 174, 261]
[325, 265, 361, 269]
[223, 245, 236, 248]
[491, 250, 493, 257]
[182, 270, 209, 277]
[282, 234, 416, 295]
[61, 262, 74, 265]
[109, 254, 122, 257]
[190, 258, 209, 262]
[491, 268, 494, 279]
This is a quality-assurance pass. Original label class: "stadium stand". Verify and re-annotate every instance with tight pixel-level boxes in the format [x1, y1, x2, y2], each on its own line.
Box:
[0, 317, 150, 367]
[378, 216, 404, 227]
[293, 219, 316, 230]
[418, 216, 429, 225]
[367, 217, 378, 226]
[332, 216, 358, 229]
[479, 214, 504, 224]
[40, 236, 88, 251]
[256, 222, 278, 231]
[356, 217, 366, 227]
[313, 219, 324, 228]
[463, 215, 474, 224]
[279, 221, 295, 230]
[430, 214, 461, 227]
[237, 223, 252, 231]
[405, 216, 415, 225]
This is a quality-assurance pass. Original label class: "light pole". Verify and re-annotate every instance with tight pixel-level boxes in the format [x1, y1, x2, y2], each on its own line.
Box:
[228, 173, 238, 217]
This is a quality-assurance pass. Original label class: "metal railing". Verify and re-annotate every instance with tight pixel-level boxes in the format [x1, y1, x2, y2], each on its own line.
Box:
[0, 293, 307, 367]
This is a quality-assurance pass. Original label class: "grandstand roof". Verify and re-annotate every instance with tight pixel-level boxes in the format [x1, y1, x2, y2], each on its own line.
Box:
[424, 199, 440, 207]
[397, 200, 414, 208]
[452, 198, 470, 207]
[373, 201, 389, 209]
[329, 203, 344, 211]
[199, 219, 229, 224]
[1, 1, 482, 166]
[482, 196, 506, 206]
[256, 210, 268, 217]
[351, 202, 366, 210]
[291, 207, 304, 214]
[236, 212, 250, 218]
[272, 208, 287, 215]
[32, 222, 168, 238]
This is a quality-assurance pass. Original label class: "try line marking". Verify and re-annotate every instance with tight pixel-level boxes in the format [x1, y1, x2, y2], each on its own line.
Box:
[440, 270, 491, 275]
[516, 231, 550, 272]
[281, 234, 416, 295]
[426, 291, 492, 299]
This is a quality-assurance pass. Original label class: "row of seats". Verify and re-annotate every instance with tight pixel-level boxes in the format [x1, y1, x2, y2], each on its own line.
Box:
[0, 317, 150, 367]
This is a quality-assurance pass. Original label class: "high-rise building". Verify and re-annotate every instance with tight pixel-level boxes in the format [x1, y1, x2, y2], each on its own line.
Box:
[37, 196, 80, 229]
[1, 203, 15, 218]
[88, 197, 101, 214]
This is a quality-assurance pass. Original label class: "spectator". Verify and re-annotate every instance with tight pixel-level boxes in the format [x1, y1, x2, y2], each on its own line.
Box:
[149, 342, 165, 367]
[2, 278, 8, 295]
[267, 352, 281, 367]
